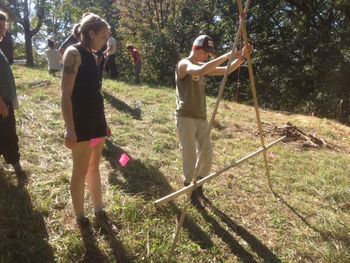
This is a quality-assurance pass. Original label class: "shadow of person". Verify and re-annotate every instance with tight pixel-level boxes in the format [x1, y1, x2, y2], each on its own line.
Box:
[192, 198, 258, 262]
[103, 91, 141, 120]
[0, 168, 54, 262]
[78, 221, 108, 263]
[200, 196, 282, 263]
[93, 212, 131, 263]
[273, 191, 350, 248]
[103, 139, 214, 249]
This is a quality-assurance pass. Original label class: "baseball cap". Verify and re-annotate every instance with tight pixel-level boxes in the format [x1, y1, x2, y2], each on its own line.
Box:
[192, 35, 215, 54]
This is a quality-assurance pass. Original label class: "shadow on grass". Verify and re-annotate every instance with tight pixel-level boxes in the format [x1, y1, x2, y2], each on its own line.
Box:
[103, 91, 141, 120]
[103, 139, 214, 250]
[273, 191, 350, 248]
[79, 223, 108, 263]
[0, 169, 54, 262]
[200, 196, 282, 263]
[93, 213, 131, 263]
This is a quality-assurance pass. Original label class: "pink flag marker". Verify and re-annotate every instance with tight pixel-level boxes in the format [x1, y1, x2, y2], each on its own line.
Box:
[89, 137, 102, 148]
[268, 152, 275, 159]
[119, 153, 130, 167]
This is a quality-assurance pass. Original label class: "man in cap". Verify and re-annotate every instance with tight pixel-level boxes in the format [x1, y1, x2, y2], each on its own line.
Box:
[175, 34, 252, 207]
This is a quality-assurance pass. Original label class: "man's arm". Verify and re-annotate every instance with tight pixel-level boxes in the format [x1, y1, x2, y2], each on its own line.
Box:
[103, 38, 114, 56]
[177, 52, 231, 80]
[207, 44, 254, 76]
[207, 58, 245, 76]
[103, 46, 111, 56]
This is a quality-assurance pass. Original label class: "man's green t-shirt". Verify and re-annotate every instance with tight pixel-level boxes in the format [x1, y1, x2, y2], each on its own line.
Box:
[175, 62, 207, 119]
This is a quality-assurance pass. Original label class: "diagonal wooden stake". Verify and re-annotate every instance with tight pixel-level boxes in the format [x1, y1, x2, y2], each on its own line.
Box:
[167, 0, 251, 261]
[236, 0, 273, 191]
[155, 135, 285, 206]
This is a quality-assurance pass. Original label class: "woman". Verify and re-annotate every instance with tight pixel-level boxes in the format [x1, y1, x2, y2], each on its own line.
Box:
[45, 39, 62, 76]
[61, 13, 110, 227]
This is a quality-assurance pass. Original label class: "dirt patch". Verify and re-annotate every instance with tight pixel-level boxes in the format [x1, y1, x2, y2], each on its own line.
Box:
[257, 122, 339, 151]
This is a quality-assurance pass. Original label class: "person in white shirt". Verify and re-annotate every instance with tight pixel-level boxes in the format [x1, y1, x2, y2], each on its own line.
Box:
[45, 39, 62, 76]
[103, 32, 118, 79]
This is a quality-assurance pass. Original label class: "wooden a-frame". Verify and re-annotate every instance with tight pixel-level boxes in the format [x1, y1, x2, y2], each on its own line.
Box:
[155, 0, 286, 260]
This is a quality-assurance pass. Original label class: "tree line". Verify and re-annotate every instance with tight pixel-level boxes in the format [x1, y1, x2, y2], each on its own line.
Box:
[4, 0, 350, 123]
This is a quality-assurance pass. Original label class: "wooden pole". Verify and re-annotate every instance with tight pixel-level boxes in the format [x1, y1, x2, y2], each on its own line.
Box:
[236, 0, 273, 190]
[155, 136, 286, 206]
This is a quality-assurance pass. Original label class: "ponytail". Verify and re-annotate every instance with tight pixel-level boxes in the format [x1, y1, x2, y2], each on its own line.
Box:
[73, 23, 81, 40]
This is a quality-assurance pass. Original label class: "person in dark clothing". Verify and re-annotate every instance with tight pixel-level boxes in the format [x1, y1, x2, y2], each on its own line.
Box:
[0, 31, 13, 64]
[0, 11, 24, 176]
[61, 13, 110, 228]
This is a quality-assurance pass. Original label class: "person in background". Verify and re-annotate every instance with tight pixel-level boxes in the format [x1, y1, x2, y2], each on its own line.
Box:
[126, 45, 141, 84]
[61, 13, 110, 228]
[45, 39, 62, 76]
[0, 11, 25, 178]
[96, 44, 107, 75]
[175, 34, 252, 207]
[103, 32, 118, 79]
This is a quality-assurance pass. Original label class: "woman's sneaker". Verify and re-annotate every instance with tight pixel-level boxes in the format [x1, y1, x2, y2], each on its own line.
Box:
[77, 216, 90, 229]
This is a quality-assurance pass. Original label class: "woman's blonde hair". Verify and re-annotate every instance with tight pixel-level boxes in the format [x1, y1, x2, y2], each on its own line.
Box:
[73, 13, 109, 47]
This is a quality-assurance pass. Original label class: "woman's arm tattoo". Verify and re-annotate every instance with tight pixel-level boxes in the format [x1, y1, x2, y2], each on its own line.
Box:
[63, 52, 79, 74]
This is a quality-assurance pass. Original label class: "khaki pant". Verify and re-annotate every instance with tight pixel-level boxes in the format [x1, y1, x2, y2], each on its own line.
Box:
[176, 116, 213, 185]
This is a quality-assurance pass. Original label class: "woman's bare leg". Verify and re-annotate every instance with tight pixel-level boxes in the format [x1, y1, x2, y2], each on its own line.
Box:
[86, 137, 105, 211]
[71, 141, 92, 218]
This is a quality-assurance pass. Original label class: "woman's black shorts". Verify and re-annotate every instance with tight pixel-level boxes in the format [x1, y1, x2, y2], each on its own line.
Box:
[73, 111, 107, 142]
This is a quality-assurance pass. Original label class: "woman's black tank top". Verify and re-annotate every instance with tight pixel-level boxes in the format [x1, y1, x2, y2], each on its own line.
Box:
[71, 44, 104, 116]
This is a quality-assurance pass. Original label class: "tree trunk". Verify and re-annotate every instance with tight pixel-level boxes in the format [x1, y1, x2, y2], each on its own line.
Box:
[23, 18, 34, 66]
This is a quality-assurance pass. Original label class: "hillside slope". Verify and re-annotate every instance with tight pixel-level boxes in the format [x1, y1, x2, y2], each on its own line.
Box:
[0, 66, 349, 263]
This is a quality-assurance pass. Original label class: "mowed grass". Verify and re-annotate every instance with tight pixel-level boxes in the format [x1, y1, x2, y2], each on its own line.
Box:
[0, 65, 349, 263]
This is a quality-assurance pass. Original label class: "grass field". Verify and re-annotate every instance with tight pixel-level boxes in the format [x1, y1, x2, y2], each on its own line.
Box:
[0, 65, 349, 263]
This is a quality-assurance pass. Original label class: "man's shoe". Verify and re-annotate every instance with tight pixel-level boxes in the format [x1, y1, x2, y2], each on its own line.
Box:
[190, 192, 205, 209]
[194, 185, 205, 198]
[184, 182, 205, 209]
